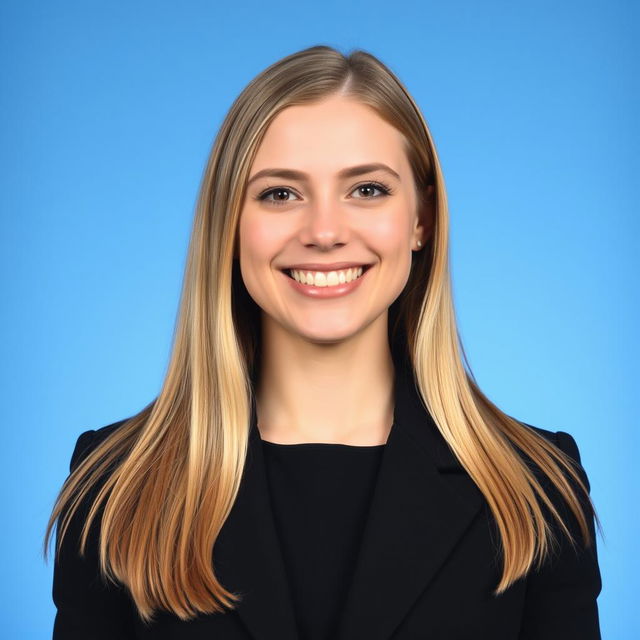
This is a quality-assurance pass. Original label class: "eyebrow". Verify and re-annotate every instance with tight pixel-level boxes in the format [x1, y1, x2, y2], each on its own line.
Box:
[247, 162, 401, 187]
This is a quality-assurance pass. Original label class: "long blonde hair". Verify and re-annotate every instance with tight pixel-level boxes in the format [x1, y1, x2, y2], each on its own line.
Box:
[43, 45, 602, 624]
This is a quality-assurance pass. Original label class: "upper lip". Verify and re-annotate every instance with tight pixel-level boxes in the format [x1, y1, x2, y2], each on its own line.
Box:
[282, 262, 372, 272]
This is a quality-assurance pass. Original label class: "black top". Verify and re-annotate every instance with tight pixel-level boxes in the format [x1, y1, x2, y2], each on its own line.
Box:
[261, 438, 386, 640]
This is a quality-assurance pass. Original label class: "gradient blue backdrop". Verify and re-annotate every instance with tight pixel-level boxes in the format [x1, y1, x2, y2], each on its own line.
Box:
[1, 1, 637, 637]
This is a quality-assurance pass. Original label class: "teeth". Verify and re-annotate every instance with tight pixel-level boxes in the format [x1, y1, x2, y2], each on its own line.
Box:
[289, 266, 365, 287]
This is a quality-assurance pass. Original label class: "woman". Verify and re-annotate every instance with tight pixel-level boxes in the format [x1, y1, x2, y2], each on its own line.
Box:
[44, 45, 603, 639]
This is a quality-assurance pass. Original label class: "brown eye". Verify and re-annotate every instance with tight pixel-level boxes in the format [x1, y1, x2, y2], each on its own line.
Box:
[351, 181, 393, 199]
[257, 187, 301, 206]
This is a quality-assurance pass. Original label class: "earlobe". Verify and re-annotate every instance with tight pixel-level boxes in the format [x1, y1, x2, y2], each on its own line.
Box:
[412, 219, 425, 251]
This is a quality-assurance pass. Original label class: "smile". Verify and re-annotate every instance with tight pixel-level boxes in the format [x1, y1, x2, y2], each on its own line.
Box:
[286, 265, 371, 287]
[280, 264, 374, 299]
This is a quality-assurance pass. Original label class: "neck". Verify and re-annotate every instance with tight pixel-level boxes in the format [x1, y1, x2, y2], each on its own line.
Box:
[255, 318, 395, 446]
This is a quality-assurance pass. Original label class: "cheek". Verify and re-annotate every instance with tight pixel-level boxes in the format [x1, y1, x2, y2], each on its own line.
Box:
[238, 214, 285, 271]
[364, 197, 413, 241]
[367, 213, 412, 262]
[366, 215, 414, 291]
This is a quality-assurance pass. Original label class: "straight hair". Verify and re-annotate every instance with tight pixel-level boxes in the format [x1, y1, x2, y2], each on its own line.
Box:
[43, 45, 602, 624]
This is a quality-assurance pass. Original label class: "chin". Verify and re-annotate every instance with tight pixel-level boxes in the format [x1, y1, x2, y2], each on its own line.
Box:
[293, 320, 374, 346]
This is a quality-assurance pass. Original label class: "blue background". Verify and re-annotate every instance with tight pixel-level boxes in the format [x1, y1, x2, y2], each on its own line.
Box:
[1, 1, 637, 637]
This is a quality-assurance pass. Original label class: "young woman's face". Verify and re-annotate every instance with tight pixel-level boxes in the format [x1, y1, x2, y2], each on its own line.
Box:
[238, 94, 428, 345]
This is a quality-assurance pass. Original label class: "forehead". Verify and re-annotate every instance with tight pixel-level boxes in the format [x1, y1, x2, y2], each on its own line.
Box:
[251, 96, 409, 174]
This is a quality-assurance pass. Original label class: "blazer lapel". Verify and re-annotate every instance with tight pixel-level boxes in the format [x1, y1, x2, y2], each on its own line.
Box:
[212, 398, 300, 640]
[335, 361, 485, 640]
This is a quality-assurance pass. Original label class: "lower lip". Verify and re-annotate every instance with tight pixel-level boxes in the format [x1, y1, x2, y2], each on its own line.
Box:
[281, 267, 372, 298]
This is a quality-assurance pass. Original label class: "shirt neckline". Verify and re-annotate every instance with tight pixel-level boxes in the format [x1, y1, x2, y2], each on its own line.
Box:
[261, 439, 387, 449]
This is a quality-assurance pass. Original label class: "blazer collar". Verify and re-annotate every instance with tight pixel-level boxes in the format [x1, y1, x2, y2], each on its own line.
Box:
[213, 359, 485, 640]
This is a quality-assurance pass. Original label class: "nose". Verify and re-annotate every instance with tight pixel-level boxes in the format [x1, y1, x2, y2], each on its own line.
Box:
[299, 195, 349, 250]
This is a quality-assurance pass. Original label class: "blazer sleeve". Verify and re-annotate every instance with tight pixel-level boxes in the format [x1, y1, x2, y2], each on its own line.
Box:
[52, 429, 138, 639]
[518, 430, 603, 639]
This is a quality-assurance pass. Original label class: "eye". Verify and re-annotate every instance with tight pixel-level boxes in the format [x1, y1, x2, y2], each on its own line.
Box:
[350, 181, 393, 199]
[256, 186, 301, 206]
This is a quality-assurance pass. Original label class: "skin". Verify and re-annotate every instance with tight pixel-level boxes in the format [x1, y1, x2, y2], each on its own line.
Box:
[238, 94, 433, 445]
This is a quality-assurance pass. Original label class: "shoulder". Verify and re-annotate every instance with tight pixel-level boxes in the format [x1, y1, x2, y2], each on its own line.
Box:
[516, 422, 592, 498]
[517, 421, 595, 525]
[69, 418, 130, 473]
[520, 421, 583, 462]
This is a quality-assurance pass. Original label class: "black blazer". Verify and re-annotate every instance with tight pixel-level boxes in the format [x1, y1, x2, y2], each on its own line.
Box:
[52, 363, 602, 639]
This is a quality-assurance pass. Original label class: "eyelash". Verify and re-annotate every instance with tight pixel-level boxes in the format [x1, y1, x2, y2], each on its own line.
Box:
[255, 181, 394, 207]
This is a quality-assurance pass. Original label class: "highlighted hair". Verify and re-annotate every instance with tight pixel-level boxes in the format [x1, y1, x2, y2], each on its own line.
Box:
[43, 45, 602, 624]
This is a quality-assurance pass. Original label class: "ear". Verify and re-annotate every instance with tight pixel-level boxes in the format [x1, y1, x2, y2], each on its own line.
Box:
[413, 183, 435, 248]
